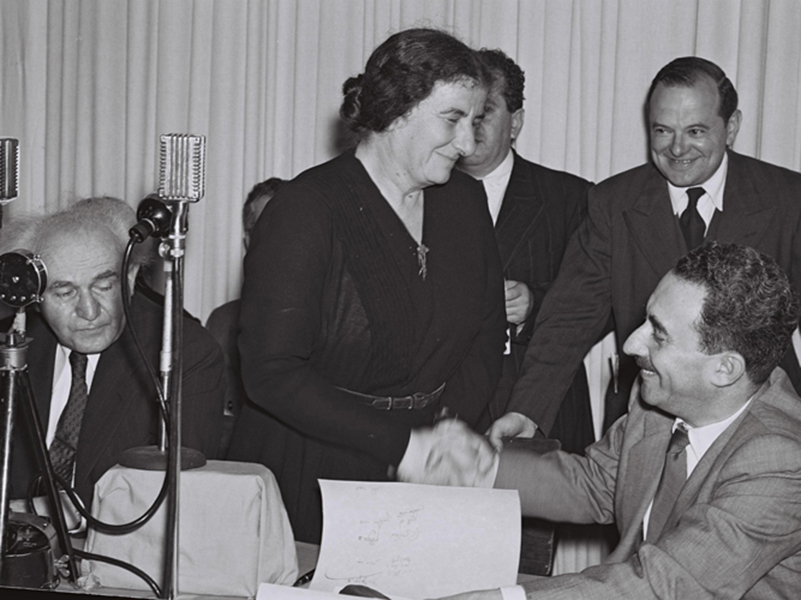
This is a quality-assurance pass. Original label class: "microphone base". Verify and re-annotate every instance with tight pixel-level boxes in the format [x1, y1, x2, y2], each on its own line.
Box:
[117, 445, 206, 471]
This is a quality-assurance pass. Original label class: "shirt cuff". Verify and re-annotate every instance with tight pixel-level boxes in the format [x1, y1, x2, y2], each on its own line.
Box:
[475, 451, 500, 488]
[500, 585, 526, 600]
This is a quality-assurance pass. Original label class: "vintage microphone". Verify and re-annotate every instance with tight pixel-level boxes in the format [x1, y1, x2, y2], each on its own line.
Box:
[0, 138, 20, 228]
[158, 133, 205, 600]
[0, 139, 80, 585]
[118, 134, 206, 600]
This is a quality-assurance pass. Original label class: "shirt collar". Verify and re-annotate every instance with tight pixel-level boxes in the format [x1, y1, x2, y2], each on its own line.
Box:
[479, 148, 514, 182]
[667, 151, 728, 215]
[675, 391, 753, 460]
[54, 343, 102, 385]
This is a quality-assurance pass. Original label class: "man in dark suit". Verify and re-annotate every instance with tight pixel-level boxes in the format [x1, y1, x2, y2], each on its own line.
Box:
[1, 197, 224, 509]
[490, 56, 801, 447]
[206, 177, 282, 456]
[458, 49, 594, 455]
[436, 242, 801, 599]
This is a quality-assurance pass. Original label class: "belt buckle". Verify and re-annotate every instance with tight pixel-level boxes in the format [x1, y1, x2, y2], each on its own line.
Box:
[411, 392, 429, 409]
[391, 396, 414, 410]
[372, 397, 392, 410]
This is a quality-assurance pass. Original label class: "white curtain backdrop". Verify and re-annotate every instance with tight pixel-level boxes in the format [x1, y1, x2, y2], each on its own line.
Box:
[3, 0, 801, 574]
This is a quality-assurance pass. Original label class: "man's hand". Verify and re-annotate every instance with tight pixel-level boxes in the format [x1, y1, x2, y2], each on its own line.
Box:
[486, 412, 538, 452]
[397, 419, 497, 487]
[504, 280, 533, 326]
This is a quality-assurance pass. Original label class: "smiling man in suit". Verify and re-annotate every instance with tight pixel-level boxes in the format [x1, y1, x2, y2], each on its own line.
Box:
[1, 196, 224, 509]
[438, 242, 801, 600]
[491, 56, 801, 447]
[458, 48, 594, 455]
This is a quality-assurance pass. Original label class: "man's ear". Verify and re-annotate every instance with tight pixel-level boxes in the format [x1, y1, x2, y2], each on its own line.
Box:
[511, 108, 525, 142]
[711, 351, 747, 387]
[725, 109, 742, 147]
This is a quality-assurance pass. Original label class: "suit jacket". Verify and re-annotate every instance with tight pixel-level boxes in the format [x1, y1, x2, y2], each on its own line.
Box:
[9, 292, 225, 507]
[205, 298, 245, 456]
[496, 368, 801, 599]
[508, 150, 801, 434]
[486, 153, 594, 453]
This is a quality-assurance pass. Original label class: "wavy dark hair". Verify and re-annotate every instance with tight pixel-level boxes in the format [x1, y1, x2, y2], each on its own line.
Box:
[674, 241, 799, 384]
[340, 28, 490, 136]
[478, 48, 525, 113]
[647, 56, 738, 122]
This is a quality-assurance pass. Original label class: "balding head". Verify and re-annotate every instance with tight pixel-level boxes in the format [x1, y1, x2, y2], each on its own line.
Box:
[0, 197, 151, 353]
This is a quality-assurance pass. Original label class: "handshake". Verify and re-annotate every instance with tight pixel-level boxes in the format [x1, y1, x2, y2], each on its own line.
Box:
[395, 418, 499, 488]
[394, 411, 539, 488]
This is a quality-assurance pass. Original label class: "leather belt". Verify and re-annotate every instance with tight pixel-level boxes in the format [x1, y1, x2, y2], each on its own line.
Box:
[339, 382, 446, 410]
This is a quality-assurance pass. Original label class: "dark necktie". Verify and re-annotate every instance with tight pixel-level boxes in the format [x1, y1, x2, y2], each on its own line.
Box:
[647, 422, 691, 541]
[679, 187, 706, 251]
[50, 352, 89, 483]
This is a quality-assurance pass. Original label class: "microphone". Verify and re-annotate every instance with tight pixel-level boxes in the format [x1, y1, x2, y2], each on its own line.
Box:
[129, 195, 173, 242]
[0, 251, 47, 309]
[157, 134, 206, 202]
[0, 138, 20, 204]
[129, 133, 205, 242]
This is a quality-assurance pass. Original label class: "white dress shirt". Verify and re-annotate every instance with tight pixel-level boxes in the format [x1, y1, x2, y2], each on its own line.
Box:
[46, 344, 101, 447]
[478, 149, 515, 225]
[667, 152, 728, 235]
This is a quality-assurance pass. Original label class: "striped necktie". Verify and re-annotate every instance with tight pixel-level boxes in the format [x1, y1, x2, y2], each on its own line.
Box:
[49, 352, 89, 483]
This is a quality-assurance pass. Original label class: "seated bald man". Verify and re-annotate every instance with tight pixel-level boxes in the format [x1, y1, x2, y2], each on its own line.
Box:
[0, 196, 224, 510]
[423, 241, 801, 600]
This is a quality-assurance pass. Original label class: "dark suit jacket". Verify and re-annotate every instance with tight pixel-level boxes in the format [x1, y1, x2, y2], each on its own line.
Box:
[508, 150, 801, 434]
[9, 293, 225, 507]
[486, 153, 594, 453]
[205, 298, 245, 456]
[496, 368, 801, 599]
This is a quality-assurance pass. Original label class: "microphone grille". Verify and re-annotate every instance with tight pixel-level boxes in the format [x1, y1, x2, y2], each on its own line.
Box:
[0, 138, 20, 204]
[158, 134, 206, 201]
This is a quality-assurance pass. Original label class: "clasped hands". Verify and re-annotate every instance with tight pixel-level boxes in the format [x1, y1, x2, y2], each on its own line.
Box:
[396, 411, 539, 488]
[397, 418, 497, 487]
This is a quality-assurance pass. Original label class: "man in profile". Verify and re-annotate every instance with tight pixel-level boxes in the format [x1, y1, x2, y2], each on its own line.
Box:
[458, 49, 594, 454]
[492, 56, 801, 446]
[438, 242, 801, 599]
[0, 196, 224, 508]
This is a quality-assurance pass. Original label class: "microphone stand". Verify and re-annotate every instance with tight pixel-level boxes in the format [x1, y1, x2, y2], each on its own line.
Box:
[118, 133, 205, 599]
[119, 201, 204, 600]
[0, 315, 78, 585]
[160, 200, 202, 600]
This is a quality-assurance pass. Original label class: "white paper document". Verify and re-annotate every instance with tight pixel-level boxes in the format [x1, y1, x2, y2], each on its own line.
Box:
[258, 582, 412, 599]
[305, 480, 521, 599]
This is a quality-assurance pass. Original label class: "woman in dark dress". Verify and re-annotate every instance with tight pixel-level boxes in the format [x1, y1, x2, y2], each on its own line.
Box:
[227, 28, 506, 543]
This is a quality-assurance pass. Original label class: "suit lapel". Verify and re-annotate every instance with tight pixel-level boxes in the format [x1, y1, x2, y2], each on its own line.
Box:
[74, 350, 131, 490]
[73, 308, 153, 492]
[622, 166, 686, 277]
[24, 314, 57, 433]
[494, 153, 546, 270]
[668, 379, 771, 531]
[707, 151, 776, 245]
[615, 409, 673, 557]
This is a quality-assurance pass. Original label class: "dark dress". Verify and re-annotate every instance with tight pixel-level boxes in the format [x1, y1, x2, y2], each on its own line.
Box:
[227, 150, 506, 543]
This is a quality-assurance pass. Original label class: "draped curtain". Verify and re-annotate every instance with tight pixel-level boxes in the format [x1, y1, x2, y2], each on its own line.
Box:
[3, 0, 801, 574]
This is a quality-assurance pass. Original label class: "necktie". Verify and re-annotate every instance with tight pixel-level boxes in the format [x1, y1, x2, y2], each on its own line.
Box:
[679, 187, 706, 251]
[647, 422, 691, 541]
[50, 352, 89, 483]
